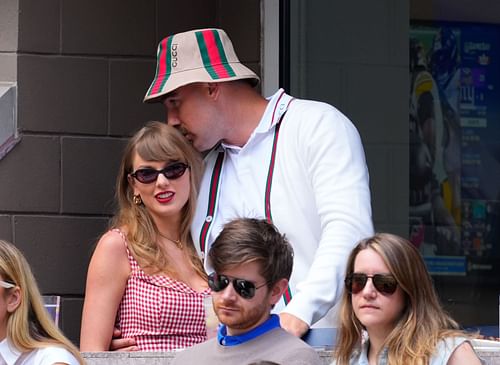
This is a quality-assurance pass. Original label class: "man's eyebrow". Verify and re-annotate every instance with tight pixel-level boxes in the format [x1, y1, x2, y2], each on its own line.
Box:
[158, 91, 178, 103]
[165, 91, 178, 99]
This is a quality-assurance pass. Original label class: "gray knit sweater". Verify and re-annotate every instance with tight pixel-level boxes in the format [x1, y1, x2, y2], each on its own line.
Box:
[172, 327, 321, 365]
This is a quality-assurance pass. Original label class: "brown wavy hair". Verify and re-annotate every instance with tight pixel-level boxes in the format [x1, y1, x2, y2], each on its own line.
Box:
[333, 233, 468, 365]
[208, 218, 293, 286]
[111, 121, 205, 279]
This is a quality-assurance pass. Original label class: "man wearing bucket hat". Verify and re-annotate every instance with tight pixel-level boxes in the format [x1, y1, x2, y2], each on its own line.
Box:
[144, 28, 373, 338]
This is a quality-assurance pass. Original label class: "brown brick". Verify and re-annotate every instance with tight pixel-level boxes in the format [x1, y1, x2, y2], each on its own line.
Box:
[0, 216, 13, 242]
[109, 60, 165, 136]
[59, 297, 84, 346]
[18, 0, 60, 53]
[218, 0, 261, 63]
[18, 55, 108, 134]
[0, 135, 60, 212]
[61, 137, 126, 215]
[13, 215, 108, 294]
[61, 0, 155, 56]
[157, 0, 216, 41]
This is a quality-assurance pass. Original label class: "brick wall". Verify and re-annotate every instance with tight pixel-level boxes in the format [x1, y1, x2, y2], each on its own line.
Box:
[0, 0, 261, 344]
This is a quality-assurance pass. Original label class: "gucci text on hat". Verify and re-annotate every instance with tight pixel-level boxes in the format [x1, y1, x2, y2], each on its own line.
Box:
[144, 28, 260, 103]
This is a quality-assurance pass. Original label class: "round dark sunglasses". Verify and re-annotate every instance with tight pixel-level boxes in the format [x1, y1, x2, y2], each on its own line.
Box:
[208, 272, 268, 299]
[345, 273, 398, 295]
[130, 162, 189, 184]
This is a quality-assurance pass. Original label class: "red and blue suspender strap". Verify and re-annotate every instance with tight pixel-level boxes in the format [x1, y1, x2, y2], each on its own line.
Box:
[199, 152, 225, 255]
[265, 112, 293, 305]
[201, 93, 294, 305]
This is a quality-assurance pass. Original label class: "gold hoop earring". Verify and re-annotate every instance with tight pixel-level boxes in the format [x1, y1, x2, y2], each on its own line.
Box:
[133, 194, 142, 205]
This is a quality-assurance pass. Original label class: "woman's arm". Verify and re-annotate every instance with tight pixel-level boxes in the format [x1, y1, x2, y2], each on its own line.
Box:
[447, 341, 483, 365]
[80, 230, 130, 351]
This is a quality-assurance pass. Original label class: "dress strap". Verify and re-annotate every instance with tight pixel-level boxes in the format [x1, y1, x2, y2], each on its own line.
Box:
[110, 228, 139, 271]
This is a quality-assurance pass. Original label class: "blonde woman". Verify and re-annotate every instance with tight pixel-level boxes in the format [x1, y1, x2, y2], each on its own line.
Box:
[0, 240, 83, 364]
[80, 122, 209, 351]
[332, 233, 483, 365]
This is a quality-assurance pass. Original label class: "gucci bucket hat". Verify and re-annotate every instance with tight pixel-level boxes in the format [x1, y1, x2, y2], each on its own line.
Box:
[144, 28, 260, 103]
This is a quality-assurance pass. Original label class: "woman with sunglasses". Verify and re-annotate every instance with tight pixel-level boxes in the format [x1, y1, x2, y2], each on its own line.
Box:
[332, 233, 483, 365]
[80, 121, 209, 351]
[0, 240, 84, 364]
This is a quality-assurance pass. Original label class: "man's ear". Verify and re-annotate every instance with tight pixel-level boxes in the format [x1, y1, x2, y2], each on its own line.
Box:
[206, 82, 220, 100]
[6, 287, 21, 313]
[269, 278, 289, 306]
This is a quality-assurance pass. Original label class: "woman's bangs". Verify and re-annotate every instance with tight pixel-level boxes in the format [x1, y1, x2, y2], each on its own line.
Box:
[135, 136, 183, 163]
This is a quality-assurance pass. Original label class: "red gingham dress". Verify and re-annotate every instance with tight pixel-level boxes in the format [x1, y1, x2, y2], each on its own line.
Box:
[113, 229, 210, 351]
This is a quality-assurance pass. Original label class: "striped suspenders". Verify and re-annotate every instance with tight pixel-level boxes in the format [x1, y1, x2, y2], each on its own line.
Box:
[199, 95, 294, 305]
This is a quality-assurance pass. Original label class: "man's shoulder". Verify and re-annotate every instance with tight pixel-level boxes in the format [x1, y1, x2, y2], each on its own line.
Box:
[284, 97, 353, 130]
[260, 328, 322, 364]
[263, 327, 315, 348]
[171, 338, 217, 364]
[173, 330, 321, 365]
[288, 97, 337, 114]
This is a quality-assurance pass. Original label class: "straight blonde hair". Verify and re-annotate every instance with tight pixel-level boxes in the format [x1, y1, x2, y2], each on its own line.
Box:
[334, 233, 469, 365]
[112, 121, 205, 279]
[0, 240, 84, 363]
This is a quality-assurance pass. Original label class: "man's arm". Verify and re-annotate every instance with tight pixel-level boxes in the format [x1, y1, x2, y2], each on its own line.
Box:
[109, 328, 138, 351]
[280, 103, 374, 328]
[279, 312, 309, 337]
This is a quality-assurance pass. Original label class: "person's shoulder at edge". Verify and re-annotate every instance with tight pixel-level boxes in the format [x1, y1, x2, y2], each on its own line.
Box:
[442, 337, 484, 365]
[31, 345, 80, 365]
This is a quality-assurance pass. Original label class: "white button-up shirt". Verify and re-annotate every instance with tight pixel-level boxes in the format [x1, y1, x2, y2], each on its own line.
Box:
[193, 89, 373, 328]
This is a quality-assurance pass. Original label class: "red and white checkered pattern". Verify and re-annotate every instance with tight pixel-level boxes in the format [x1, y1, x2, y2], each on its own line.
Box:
[113, 229, 209, 351]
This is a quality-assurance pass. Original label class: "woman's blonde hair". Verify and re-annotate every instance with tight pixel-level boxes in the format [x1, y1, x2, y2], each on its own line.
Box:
[112, 121, 205, 278]
[0, 240, 84, 363]
[334, 233, 466, 365]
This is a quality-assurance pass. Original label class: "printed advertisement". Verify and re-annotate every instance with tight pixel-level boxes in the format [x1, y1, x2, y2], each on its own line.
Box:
[410, 22, 500, 275]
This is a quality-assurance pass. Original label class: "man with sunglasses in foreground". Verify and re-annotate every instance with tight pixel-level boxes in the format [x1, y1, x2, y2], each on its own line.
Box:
[171, 218, 321, 364]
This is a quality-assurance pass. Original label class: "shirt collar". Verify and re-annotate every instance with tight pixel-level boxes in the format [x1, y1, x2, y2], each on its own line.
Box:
[0, 338, 22, 365]
[220, 88, 294, 151]
[254, 88, 293, 133]
[217, 314, 281, 346]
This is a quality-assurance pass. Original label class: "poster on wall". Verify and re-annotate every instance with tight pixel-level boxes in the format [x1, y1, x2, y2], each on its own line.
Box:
[410, 21, 500, 276]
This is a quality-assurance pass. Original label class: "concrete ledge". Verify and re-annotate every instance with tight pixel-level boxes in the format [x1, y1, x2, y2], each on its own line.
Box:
[82, 350, 333, 365]
[82, 349, 500, 365]
[83, 352, 176, 365]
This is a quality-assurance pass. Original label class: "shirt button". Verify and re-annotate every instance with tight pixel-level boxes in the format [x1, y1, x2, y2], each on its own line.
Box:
[205, 215, 213, 222]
